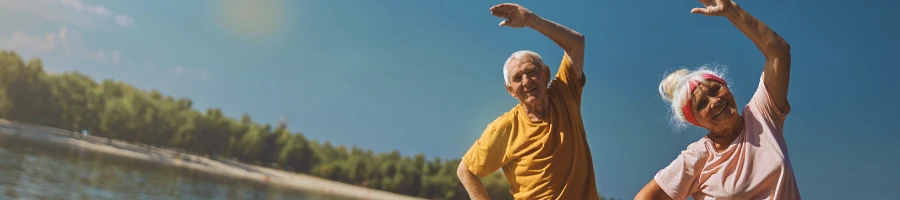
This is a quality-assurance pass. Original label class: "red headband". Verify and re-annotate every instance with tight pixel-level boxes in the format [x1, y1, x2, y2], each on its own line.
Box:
[682, 73, 727, 126]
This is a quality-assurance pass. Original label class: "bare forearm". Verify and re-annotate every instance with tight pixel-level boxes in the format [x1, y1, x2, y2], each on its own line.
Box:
[635, 179, 674, 200]
[525, 14, 585, 76]
[725, 4, 791, 57]
[457, 163, 491, 200]
[723, 2, 791, 108]
[526, 14, 585, 53]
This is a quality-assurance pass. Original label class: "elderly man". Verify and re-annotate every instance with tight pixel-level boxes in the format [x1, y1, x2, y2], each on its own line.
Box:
[456, 3, 598, 200]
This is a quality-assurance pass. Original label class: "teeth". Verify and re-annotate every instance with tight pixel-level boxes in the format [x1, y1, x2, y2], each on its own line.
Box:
[715, 103, 726, 116]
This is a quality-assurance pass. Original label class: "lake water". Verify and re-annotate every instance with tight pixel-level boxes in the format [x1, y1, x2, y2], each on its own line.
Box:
[0, 134, 357, 200]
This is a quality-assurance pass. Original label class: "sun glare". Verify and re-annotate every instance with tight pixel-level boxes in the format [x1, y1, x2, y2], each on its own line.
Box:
[217, 0, 289, 42]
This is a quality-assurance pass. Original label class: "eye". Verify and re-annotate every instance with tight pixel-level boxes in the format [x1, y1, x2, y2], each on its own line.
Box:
[697, 98, 708, 111]
[709, 84, 720, 95]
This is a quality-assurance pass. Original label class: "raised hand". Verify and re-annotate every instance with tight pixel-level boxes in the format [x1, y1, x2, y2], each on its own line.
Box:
[690, 0, 738, 16]
[490, 3, 535, 28]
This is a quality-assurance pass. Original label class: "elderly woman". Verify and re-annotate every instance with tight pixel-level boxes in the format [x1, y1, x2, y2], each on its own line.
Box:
[635, 0, 799, 199]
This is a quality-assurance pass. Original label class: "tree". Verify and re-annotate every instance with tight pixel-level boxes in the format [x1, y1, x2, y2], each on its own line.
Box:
[0, 51, 627, 200]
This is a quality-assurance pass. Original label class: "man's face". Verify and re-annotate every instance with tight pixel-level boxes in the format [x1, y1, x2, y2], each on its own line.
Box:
[505, 58, 550, 107]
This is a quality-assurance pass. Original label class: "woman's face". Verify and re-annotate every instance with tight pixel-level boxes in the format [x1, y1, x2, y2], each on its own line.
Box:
[690, 80, 740, 131]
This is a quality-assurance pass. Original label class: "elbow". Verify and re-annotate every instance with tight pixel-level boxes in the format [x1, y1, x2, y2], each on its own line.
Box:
[456, 161, 470, 180]
[635, 179, 671, 200]
[775, 41, 791, 56]
[575, 33, 585, 44]
[563, 34, 585, 55]
[634, 190, 651, 200]
[765, 39, 791, 57]
[574, 34, 586, 50]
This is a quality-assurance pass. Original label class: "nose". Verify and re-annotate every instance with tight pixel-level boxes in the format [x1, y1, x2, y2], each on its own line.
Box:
[710, 97, 722, 108]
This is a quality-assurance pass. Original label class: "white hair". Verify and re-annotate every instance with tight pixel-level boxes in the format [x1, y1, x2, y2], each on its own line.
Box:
[503, 50, 548, 86]
[658, 63, 730, 130]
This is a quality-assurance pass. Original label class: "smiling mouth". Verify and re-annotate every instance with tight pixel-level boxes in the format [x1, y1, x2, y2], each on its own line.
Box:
[714, 102, 727, 117]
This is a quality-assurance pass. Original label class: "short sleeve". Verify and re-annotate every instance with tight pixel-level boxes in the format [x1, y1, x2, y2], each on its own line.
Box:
[747, 76, 791, 128]
[461, 117, 514, 177]
[654, 141, 708, 200]
[551, 53, 587, 106]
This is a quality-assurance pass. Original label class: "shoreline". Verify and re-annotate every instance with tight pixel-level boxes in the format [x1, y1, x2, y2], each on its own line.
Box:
[0, 119, 426, 200]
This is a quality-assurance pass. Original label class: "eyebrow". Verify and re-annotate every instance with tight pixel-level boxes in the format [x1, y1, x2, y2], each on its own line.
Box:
[513, 66, 537, 77]
[692, 84, 709, 110]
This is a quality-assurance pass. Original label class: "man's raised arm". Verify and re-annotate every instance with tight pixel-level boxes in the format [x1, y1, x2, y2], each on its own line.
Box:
[491, 3, 586, 79]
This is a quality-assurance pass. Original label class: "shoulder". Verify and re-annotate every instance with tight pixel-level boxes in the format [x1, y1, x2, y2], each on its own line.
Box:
[486, 105, 520, 133]
[653, 138, 711, 199]
[683, 139, 711, 161]
[742, 77, 791, 129]
[663, 139, 711, 167]
[747, 76, 791, 116]
[688, 139, 710, 152]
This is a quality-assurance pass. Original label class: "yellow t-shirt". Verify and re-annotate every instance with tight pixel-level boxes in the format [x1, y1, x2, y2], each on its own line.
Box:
[462, 54, 598, 200]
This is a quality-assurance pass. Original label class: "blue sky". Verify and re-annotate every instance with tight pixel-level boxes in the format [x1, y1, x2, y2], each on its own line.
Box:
[1, 0, 898, 199]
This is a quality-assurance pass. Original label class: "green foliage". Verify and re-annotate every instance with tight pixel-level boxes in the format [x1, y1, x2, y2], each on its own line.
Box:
[0, 51, 617, 200]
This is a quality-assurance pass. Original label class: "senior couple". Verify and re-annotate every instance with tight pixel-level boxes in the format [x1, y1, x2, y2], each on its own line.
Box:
[459, 1, 799, 200]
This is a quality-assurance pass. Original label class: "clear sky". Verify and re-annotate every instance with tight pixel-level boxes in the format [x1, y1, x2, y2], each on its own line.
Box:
[1, 0, 897, 199]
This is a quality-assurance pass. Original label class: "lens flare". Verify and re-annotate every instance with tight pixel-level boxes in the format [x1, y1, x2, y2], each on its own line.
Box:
[217, 0, 289, 42]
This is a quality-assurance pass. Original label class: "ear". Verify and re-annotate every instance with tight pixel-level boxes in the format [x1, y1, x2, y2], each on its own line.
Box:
[542, 65, 552, 85]
[543, 66, 551, 78]
[505, 84, 516, 98]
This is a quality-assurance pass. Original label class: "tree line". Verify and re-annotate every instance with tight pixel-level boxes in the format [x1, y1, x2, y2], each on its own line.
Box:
[0, 51, 617, 200]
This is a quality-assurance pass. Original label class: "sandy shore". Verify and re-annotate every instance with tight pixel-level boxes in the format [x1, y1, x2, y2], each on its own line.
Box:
[0, 119, 426, 200]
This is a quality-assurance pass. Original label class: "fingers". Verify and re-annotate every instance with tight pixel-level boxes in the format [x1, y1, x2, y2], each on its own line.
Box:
[491, 9, 508, 18]
[490, 3, 522, 26]
[498, 4, 517, 13]
[690, 7, 709, 15]
[490, 7, 509, 18]
[492, 3, 517, 10]
[490, 4, 517, 17]
[489, 4, 507, 13]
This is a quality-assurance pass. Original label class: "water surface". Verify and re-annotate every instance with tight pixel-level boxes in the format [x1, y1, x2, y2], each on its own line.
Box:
[0, 134, 356, 200]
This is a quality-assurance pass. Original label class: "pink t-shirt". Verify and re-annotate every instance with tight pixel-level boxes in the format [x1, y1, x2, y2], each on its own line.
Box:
[654, 77, 801, 200]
